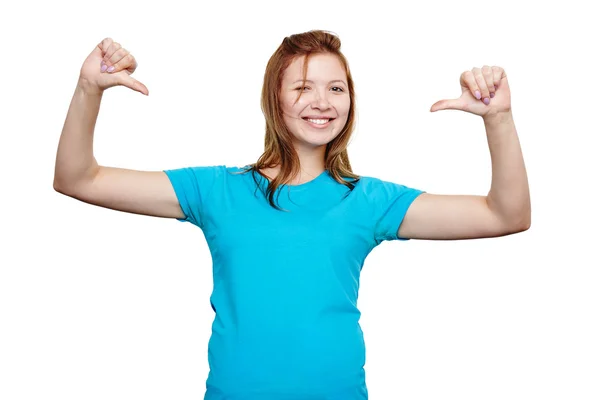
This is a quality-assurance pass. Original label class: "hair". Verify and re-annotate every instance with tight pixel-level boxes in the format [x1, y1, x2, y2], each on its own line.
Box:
[240, 29, 360, 210]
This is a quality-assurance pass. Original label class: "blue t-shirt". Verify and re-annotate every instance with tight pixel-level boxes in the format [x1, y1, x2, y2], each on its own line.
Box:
[163, 165, 424, 400]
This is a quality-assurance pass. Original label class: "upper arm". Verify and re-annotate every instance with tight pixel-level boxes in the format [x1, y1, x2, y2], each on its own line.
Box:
[398, 193, 525, 240]
[55, 166, 184, 219]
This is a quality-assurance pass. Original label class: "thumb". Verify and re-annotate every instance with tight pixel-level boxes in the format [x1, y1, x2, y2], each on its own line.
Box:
[116, 74, 149, 96]
[430, 98, 463, 112]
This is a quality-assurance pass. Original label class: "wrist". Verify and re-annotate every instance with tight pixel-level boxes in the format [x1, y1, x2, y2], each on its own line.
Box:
[483, 109, 513, 125]
[77, 76, 104, 96]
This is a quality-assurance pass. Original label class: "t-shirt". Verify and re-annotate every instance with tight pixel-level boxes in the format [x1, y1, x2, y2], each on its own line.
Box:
[163, 165, 424, 400]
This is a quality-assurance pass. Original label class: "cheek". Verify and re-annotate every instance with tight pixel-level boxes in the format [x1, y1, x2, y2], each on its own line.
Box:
[282, 99, 302, 116]
[291, 98, 311, 111]
[338, 98, 351, 115]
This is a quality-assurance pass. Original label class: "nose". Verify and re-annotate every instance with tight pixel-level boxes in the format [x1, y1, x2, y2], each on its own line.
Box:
[310, 88, 331, 110]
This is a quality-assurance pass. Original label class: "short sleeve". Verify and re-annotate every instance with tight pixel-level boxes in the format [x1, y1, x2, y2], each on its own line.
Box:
[371, 178, 425, 243]
[162, 165, 225, 228]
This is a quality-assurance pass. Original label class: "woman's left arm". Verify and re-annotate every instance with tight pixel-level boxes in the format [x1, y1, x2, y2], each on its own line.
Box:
[398, 66, 531, 240]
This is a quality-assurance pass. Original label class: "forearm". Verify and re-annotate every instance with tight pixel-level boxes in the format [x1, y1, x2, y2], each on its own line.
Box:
[484, 111, 531, 228]
[53, 78, 103, 191]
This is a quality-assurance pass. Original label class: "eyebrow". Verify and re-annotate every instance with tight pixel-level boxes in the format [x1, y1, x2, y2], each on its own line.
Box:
[292, 79, 348, 87]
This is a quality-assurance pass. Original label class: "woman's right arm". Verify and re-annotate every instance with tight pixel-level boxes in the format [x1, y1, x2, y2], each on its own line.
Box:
[53, 39, 184, 220]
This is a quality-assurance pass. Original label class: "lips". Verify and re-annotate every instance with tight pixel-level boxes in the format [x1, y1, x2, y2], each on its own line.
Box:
[302, 116, 335, 121]
[302, 117, 334, 128]
[302, 116, 335, 124]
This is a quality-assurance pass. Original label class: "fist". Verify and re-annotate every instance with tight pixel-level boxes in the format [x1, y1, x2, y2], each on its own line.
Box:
[430, 65, 510, 119]
[79, 37, 148, 96]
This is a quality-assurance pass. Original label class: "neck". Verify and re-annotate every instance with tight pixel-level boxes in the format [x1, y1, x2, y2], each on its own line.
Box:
[262, 144, 327, 185]
[294, 144, 327, 179]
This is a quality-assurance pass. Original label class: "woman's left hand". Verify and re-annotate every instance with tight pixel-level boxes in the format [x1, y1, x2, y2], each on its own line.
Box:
[430, 65, 511, 119]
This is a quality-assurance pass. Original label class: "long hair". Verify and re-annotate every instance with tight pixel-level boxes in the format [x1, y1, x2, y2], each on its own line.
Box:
[242, 29, 360, 210]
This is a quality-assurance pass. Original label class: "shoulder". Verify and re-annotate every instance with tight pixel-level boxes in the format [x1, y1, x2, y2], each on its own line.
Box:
[353, 172, 416, 189]
[163, 165, 250, 187]
[349, 174, 389, 192]
[351, 173, 424, 203]
[224, 165, 259, 180]
[183, 164, 251, 177]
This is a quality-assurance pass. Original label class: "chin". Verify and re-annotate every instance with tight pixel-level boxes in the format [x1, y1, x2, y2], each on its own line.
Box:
[294, 131, 341, 148]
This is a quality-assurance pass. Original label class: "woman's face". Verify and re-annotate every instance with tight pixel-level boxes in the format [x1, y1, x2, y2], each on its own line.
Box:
[280, 53, 350, 150]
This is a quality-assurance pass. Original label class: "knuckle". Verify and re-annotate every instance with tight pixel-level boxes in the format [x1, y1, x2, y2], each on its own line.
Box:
[102, 38, 114, 51]
[99, 38, 109, 51]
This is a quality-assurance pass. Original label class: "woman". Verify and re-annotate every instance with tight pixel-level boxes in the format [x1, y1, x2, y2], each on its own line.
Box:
[54, 30, 530, 400]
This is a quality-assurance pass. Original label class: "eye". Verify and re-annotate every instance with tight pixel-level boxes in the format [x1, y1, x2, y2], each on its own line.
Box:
[331, 86, 344, 92]
[295, 86, 310, 91]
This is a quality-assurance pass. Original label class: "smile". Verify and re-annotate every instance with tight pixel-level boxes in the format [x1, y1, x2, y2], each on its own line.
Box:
[303, 117, 334, 128]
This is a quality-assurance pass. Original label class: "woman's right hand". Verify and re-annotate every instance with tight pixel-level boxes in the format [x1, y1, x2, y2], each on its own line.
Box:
[78, 37, 149, 96]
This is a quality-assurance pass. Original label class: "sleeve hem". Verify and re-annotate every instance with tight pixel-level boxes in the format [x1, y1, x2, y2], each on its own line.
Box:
[378, 190, 426, 243]
[162, 170, 197, 226]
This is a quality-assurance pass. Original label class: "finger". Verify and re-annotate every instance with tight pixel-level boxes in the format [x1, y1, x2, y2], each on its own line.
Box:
[461, 71, 481, 100]
[481, 65, 495, 98]
[472, 67, 490, 104]
[99, 37, 114, 59]
[492, 66, 505, 91]
[96, 38, 110, 57]
[117, 74, 149, 96]
[430, 97, 465, 112]
[107, 53, 138, 74]
[103, 41, 122, 64]
[105, 47, 128, 65]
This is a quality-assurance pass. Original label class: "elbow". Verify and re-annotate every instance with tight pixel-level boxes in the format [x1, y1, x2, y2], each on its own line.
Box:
[53, 176, 69, 194]
[495, 200, 531, 235]
[507, 212, 531, 234]
[53, 177, 77, 197]
[53, 165, 98, 196]
[521, 214, 532, 231]
[53, 178, 64, 193]
[516, 218, 531, 233]
[518, 204, 532, 232]
[494, 207, 530, 236]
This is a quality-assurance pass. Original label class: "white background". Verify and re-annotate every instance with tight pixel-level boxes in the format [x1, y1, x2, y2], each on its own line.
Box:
[1, 0, 598, 399]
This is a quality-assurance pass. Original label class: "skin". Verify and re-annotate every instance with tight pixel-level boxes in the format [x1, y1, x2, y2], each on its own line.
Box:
[397, 66, 531, 240]
[262, 53, 351, 184]
[90, 39, 530, 240]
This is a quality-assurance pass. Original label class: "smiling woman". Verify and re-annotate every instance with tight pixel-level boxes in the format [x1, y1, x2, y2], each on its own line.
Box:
[54, 28, 529, 400]
[292, 80, 348, 129]
[281, 55, 350, 150]
[244, 30, 361, 209]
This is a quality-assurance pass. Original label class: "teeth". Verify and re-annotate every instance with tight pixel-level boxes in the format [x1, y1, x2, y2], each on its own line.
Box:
[306, 118, 329, 125]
